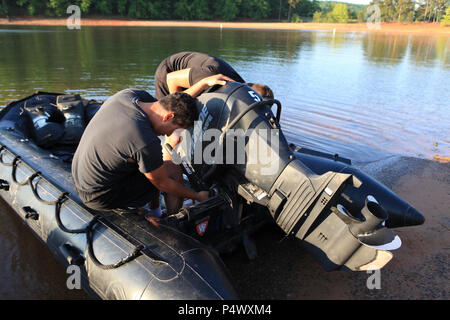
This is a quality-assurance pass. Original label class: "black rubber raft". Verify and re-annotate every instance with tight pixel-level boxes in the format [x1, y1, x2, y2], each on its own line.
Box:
[0, 83, 424, 300]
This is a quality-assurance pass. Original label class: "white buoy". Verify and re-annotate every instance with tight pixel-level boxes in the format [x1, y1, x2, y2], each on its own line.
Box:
[332, 28, 336, 36]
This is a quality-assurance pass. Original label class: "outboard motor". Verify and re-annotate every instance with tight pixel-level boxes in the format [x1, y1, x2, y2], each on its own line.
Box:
[171, 82, 424, 271]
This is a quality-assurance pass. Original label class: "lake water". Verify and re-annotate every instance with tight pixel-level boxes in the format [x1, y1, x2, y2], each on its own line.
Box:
[0, 25, 449, 299]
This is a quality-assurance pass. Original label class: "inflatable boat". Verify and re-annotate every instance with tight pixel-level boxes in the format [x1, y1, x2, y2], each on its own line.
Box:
[0, 83, 425, 299]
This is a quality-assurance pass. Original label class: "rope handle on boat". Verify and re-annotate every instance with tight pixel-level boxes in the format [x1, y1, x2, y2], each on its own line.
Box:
[27, 171, 68, 205]
[0, 145, 14, 166]
[0, 144, 148, 269]
[10, 156, 33, 186]
[27, 171, 146, 269]
[85, 215, 144, 270]
[54, 199, 147, 269]
[54, 192, 89, 234]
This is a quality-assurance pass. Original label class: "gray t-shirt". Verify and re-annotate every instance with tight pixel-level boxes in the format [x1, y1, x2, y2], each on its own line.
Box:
[72, 89, 163, 197]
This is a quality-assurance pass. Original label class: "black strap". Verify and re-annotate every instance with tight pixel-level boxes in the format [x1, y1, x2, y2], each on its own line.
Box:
[85, 216, 145, 270]
[0, 145, 13, 166]
[28, 171, 65, 205]
[54, 192, 88, 234]
[11, 156, 29, 186]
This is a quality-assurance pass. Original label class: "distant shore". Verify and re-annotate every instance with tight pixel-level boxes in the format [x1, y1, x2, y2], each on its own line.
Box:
[1, 17, 450, 35]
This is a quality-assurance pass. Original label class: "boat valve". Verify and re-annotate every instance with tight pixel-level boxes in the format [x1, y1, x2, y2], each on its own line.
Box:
[0, 179, 9, 191]
[22, 206, 39, 220]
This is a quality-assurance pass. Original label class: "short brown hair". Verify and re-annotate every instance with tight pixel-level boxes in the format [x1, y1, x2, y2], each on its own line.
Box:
[247, 83, 274, 100]
[159, 92, 199, 128]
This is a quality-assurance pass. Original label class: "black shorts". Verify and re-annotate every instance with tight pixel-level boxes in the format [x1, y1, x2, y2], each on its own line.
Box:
[154, 62, 170, 100]
[77, 171, 159, 212]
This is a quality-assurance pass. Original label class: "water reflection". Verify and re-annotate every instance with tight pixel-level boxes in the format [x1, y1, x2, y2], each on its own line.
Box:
[362, 33, 409, 64]
[362, 33, 450, 67]
[0, 27, 313, 104]
[409, 36, 449, 66]
[0, 25, 449, 163]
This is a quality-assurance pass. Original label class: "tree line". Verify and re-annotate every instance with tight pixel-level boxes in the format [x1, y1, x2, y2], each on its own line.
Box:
[368, 0, 449, 23]
[0, 0, 448, 23]
[0, 0, 362, 21]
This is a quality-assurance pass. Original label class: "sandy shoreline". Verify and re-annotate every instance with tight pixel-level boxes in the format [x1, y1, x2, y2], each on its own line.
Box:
[1, 17, 450, 36]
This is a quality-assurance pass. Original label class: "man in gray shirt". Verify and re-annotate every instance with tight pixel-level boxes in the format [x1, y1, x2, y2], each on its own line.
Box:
[72, 88, 209, 215]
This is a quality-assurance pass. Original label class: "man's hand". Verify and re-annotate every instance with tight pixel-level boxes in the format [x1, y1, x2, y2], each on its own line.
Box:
[145, 166, 210, 204]
[202, 74, 234, 87]
[196, 190, 210, 202]
[184, 73, 234, 97]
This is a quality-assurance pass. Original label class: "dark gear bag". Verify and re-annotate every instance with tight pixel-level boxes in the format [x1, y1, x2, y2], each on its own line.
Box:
[56, 94, 86, 144]
[21, 103, 66, 148]
[84, 100, 101, 125]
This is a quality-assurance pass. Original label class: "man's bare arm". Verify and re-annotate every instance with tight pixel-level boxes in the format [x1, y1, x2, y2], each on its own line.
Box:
[166, 68, 191, 94]
[183, 74, 234, 97]
[166, 69, 234, 98]
[144, 163, 209, 202]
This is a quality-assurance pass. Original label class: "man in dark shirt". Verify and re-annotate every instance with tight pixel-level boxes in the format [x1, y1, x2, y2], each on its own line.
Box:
[72, 89, 209, 215]
[154, 51, 273, 100]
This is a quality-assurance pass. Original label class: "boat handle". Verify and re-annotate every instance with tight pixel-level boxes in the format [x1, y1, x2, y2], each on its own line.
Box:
[22, 206, 39, 220]
[0, 146, 14, 166]
[59, 243, 85, 266]
[0, 179, 9, 191]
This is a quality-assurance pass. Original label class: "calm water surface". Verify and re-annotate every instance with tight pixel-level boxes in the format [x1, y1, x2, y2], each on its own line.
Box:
[0, 26, 449, 299]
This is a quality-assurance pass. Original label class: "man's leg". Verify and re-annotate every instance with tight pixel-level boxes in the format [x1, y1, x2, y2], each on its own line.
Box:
[148, 190, 160, 210]
[162, 132, 185, 215]
[163, 160, 184, 215]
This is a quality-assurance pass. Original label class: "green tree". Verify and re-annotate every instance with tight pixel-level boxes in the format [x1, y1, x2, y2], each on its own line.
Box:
[383, 0, 397, 21]
[79, 0, 91, 13]
[328, 3, 349, 23]
[94, 0, 113, 15]
[441, 6, 450, 25]
[357, 10, 365, 22]
[47, 0, 91, 16]
[241, 0, 271, 20]
[214, 0, 241, 21]
[174, 0, 193, 20]
[0, 0, 350, 21]
[287, 0, 301, 21]
[127, 0, 153, 18]
[146, 0, 173, 19]
[191, 0, 212, 20]
[291, 13, 302, 22]
[396, 0, 415, 22]
[292, 0, 321, 18]
[115, 0, 128, 16]
[16, 0, 48, 15]
[0, 0, 9, 16]
[313, 10, 324, 22]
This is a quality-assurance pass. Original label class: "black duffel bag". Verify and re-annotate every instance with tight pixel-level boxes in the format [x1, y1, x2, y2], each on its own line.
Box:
[21, 102, 66, 148]
[56, 94, 86, 144]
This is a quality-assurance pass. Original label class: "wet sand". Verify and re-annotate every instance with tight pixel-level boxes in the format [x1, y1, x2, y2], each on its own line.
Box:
[1, 18, 450, 36]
